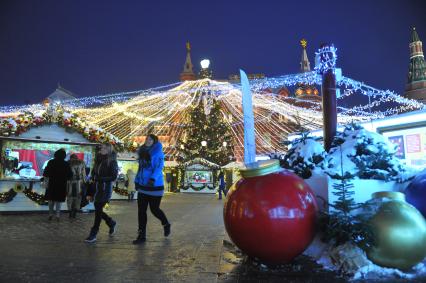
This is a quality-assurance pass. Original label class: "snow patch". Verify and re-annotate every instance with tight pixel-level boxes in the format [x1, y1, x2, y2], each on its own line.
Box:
[304, 237, 426, 280]
[290, 139, 325, 164]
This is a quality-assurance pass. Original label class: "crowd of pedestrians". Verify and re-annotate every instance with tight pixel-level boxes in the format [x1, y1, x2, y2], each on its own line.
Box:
[42, 134, 171, 244]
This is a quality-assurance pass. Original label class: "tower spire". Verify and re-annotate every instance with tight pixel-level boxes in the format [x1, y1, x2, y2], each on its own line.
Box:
[295, 39, 319, 98]
[180, 42, 196, 81]
[300, 39, 311, 72]
[405, 27, 426, 103]
[411, 27, 420, 43]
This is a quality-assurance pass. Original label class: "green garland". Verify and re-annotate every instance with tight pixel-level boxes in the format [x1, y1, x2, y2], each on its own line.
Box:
[113, 187, 129, 196]
[23, 188, 48, 205]
[0, 189, 17, 203]
[0, 109, 138, 153]
[0, 186, 47, 205]
[182, 184, 215, 191]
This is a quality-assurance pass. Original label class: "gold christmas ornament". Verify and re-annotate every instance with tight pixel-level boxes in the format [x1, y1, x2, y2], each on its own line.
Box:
[14, 183, 24, 192]
[239, 159, 282, 178]
[366, 191, 426, 270]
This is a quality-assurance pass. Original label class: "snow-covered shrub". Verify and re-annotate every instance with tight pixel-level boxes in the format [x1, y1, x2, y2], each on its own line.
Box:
[282, 133, 327, 179]
[323, 123, 408, 182]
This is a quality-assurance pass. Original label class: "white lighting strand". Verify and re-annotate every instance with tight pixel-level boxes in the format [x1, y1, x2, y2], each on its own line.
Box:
[1, 69, 425, 159]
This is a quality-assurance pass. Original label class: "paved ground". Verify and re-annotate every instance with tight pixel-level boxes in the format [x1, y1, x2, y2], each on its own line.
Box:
[0, 194, 419, 283]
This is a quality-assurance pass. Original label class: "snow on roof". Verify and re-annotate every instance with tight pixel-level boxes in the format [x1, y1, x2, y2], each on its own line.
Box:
[47, 86, 77, 102]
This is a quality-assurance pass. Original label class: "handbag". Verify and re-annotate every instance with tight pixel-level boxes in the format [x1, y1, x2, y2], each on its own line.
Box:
[80, 197, 89, 209]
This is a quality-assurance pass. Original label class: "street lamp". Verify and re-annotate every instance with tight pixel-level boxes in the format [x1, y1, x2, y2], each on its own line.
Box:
[200, 59, 210, 69]
[201, 140, 207, 147]
[180, 144, 185, 149]
[223, 141, 227, 147]
[199, 59, 212, 79]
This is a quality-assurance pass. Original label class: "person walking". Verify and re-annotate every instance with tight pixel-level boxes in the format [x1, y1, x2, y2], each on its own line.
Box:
[126, 168, 136, 201]
[43, 149, 73, 221]
[85, 144, 118, 243]
[67, 154, 86, 218]
[218, 171, 227, 200]
[133, 134, 170, 244]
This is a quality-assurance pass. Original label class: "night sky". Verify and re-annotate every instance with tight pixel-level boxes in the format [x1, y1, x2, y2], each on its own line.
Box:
[0, 0, 425, 106]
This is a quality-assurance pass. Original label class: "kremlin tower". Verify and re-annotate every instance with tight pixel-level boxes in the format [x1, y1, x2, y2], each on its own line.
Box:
[180, 42, 196, 81]
[294, 39, 319, 98]
[405, 27, 426, 103]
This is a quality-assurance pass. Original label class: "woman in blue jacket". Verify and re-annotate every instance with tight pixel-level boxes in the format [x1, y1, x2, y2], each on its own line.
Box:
[133, 134, 170, 244]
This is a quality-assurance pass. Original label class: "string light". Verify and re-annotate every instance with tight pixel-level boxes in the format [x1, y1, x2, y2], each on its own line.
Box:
[23, 187, 47, 205]
[0, 189, 16, 203]
[314, 44, 338, 74]
[0, 71, 424, 160]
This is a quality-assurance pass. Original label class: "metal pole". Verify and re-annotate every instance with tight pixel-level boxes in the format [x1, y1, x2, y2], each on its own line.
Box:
[322, 69, 337, 151]
[318, 43, 338, 152]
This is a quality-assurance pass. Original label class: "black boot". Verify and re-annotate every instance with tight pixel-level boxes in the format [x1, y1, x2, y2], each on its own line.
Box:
[85, 228, 97, 243]
[132, 230, 146, 244]
[164, 223, 171, 237]
[108, 220, 117, 236]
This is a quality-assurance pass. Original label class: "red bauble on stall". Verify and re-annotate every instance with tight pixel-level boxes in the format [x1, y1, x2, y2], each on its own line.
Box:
[223, 160, 318, 264]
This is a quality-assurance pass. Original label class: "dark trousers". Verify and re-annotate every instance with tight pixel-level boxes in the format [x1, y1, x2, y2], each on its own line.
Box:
[137, 193, 169, 231]
[218, 186, 227, 199]
[128, 192, 135, 201]
[92, 201, 113, 233]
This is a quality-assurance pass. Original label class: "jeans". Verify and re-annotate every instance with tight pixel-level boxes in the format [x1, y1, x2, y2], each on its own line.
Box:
[92, 201, 113, 233]
[48, 201, 61, 216]
[218, 186, 227, 199]
[137, 193, 169, 231]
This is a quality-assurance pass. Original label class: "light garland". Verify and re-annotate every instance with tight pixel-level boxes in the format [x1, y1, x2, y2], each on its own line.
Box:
[23, 187, 47, 205]
[0, 108, 129, 151]
[113, 186, 129, 196]
[0, 189, 17, 203]
[0, 68, 424, 161]
[314, 44, 338, 74]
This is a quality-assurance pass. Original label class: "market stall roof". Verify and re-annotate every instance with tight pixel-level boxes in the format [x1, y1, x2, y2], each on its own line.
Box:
[165, 160, 179, 167]
[18, 124, 93, 143]
[182, 158, 221, 169]
[0, 136, 99, 147]
[47, 85, 77, 103]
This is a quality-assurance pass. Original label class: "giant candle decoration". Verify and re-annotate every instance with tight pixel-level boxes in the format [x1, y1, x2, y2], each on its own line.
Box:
[240, 69, 256, 165]
[223, 69, 318, 264]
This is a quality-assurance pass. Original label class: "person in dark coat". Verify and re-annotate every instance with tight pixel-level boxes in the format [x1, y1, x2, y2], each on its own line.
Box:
[85, 143, 118, 243]
[133, 134, 170, 244]
[218, 171, 227, 200]
[43, 148, 73, 221]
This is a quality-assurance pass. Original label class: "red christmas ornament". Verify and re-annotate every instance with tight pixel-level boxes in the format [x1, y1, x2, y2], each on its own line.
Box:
[223, 160, 318, 264]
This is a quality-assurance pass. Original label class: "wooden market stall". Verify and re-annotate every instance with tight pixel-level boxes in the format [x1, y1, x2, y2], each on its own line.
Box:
[0, 124, 98, 211]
